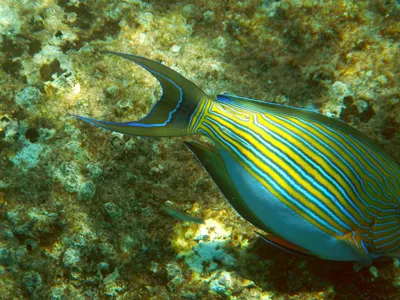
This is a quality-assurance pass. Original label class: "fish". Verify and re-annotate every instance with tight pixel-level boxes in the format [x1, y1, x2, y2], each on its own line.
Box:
[72, 51, 400, 264]
[161, 205, 204, 224]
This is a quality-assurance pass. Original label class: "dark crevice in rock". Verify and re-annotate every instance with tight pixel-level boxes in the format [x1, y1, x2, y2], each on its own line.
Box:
[40, 59, 65, 81]
[25, 128, 40, 143]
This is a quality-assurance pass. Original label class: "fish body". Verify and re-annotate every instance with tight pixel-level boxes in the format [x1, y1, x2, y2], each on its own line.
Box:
[73, 52, 400, 263]
[161, 205, 203, 224]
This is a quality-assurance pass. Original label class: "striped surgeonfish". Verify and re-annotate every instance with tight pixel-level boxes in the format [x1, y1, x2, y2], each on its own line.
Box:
[73, 51, 400, 264]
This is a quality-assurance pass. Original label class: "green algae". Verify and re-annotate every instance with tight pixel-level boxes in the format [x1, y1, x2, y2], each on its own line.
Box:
[0, 0, 400, 299]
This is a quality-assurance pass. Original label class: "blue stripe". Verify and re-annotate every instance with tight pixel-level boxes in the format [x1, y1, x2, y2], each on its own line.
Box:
[189, 98, 208, 132]
[347, 134, 400, 201]
[296, 118, 390, 206]
[203, 119, 344, 236]
[373, 224, 400, 236]
[312, 123, 393, 200]
[276, 115, 395, 215]
[344, 134, 398, 198]
[124, 62, 183, 128]
[260, 114, 373, 222]
[376, 233, 400, 250]
[212, 112, 355, 231]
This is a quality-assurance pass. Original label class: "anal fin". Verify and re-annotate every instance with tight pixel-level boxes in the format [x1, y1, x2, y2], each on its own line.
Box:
[184, 140, 270, 233]
[256, 231, 314, 258]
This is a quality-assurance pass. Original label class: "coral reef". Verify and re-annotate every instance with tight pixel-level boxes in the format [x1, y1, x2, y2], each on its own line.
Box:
[1, 0, 400, 299]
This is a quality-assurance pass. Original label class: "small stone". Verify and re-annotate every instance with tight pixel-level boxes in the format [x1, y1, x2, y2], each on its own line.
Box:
[210, 271, 232, 296]
[103, 267, 119, 284]
[5, 119, 18, 141]
[213, 36, 226, 49]
[125, 139, 136, 150]
[38, 128, 56, 141]
[150, 262, 159, 273]
[15, 86, 42, 109]
[166, 263, 183, 281]
[105, 86, 120, 97]
[98, 262, 110, 271]
[355, 100, 369, 113]
[103, 202, 123, 221]
[65, 141, 81, 154]
[78, 181, 96, 200]
[63, 248, 80, 267]
[376, 75, 388, 85]
[66, 12, 77, 23]
[203, 10, 216, 22]
[0, 247, 12, 266]
[104, 282, 124, 297]
[116, 99, 131, 110]
[329, 81, 352, 103]
[10, 143, 44, 171]
[182, 4, 196, 17]
[274, 94, 289, 105]
[171, 45, 181, 53]
[23, 271, 42, 294]
[369, 266, 379, 279]
[394, 258, 400, 268]
[86, 163, 103, 179]
[50, 286, 66, 300]
[166, 263, 184, 291]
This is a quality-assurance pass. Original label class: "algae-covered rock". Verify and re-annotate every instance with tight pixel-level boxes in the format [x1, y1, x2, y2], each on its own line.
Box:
[23, 271, 42, 296]
[15, 86, 42, 109]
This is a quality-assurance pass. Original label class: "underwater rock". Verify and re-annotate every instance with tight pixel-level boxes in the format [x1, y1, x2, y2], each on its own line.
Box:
[15, 86, 42, 110]
[103, 202, 123, 221]
[23, 271, 42, 295]
[86, 162, 103, 179]
[1, 0, 399, 299]
[166, 263, 184, 291]
[0, 247, 13, 266]
[63, 248, 80, 268]
[77, 181, 95, 200]
[184, 220, 236, 273]
[10, 143, 45, 171]
[209, 271, 232, 296]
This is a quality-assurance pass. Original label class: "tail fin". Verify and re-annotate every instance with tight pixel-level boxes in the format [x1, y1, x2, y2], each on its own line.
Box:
[72, 51, 208, 137]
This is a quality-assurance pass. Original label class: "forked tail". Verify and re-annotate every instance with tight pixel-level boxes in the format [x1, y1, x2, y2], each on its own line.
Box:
[72, 51, 208, 137]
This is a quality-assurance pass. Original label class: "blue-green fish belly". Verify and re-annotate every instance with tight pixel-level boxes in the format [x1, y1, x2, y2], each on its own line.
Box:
[219, 146, 365, 261]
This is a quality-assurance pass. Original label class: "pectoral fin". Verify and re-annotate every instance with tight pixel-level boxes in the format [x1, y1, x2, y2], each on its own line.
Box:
[184, 140, 270, 233]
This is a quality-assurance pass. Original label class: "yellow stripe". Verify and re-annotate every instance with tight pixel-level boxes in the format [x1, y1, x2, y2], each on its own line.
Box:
[203, 104, 346, 237]
[254, 114, 365, 226]
[188, 97, 211, 133]
[290, 117, 398, 209]
[201, 121, 339, 236]
[269, 114, 370, 217]
[311, 122, 386, 198]
[322, 124, 400, 199]
[199, 100, 400, 256]
[210, 105, 351, 232]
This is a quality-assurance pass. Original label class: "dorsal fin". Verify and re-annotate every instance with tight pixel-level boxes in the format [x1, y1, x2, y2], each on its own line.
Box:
[216, 94, 389, 159]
